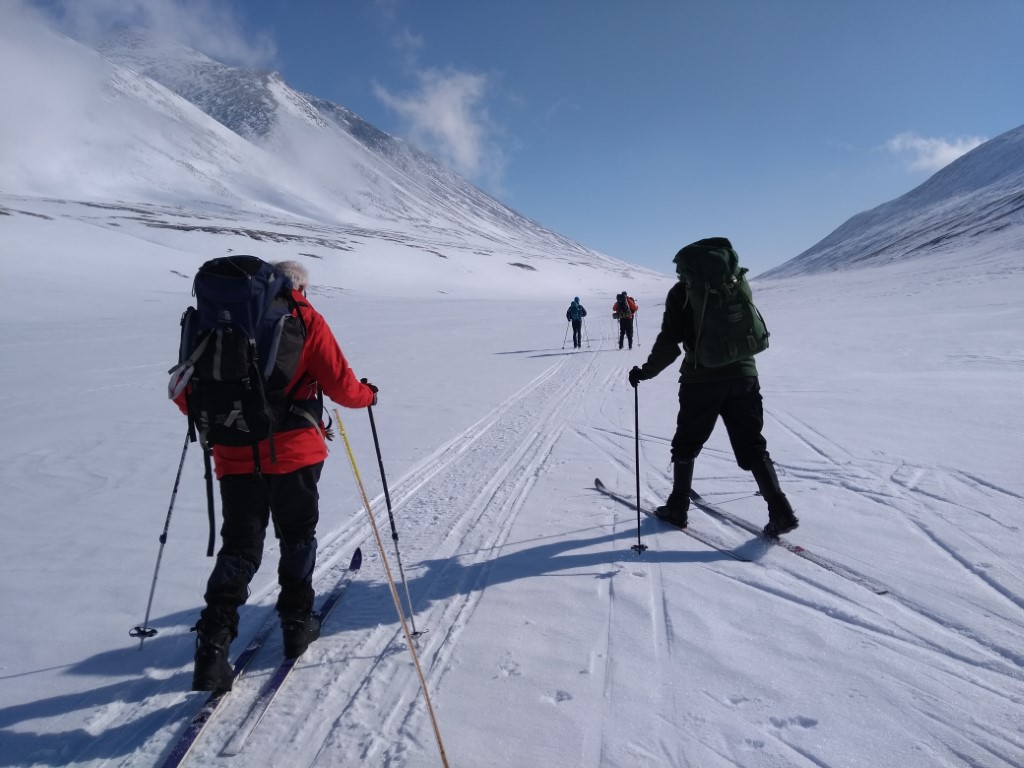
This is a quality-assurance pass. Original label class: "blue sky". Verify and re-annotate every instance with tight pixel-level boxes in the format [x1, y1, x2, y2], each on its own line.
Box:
[29, 0, 1024, 275]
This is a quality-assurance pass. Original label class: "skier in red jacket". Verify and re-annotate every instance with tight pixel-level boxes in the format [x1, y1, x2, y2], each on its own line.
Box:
[174, 260, 377, 692]
[612, 292, 638, 349]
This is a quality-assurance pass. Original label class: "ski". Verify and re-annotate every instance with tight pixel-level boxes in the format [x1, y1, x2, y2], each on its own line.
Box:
[594, 478, 750, 561]
[159, 548, 363, 768]
[220, 547, 364, 757]
[688, 491, 890, 595]
[160, 618, 277, 767]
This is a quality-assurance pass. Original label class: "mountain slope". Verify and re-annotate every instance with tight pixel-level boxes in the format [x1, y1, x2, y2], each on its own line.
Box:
[761, 124, 1024, 278]
[0, 18, 664, 301]
[95, 31, 624, 267]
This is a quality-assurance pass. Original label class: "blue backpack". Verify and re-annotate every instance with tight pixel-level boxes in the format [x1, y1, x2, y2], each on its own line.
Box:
[169, 256, 307, 454]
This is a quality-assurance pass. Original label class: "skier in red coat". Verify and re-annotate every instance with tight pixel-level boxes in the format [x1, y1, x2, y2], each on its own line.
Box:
[612, 292, 638, 349]
[174, 260, 377, 692]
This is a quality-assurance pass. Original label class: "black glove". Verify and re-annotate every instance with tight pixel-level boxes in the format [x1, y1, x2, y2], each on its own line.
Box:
[360, 378, 379, 406]
[628, 366, 644, 388]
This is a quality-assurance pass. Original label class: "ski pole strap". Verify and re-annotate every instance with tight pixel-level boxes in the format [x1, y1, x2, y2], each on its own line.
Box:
[203, 447, 216, 557]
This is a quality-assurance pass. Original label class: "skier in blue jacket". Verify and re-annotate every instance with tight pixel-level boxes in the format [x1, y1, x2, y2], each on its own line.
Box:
[566, 297, 587, 348]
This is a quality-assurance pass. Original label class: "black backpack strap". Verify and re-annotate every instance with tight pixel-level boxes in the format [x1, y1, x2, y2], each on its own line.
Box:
[287, 385, 329, 444]
[202, 446, 216, 557]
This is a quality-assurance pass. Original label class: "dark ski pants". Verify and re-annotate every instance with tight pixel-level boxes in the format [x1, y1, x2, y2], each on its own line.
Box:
[670, 377, 770, 470]
[571, 319, 583, 347]
[618, 318, 634, 349]
[200, 462, 324, 635]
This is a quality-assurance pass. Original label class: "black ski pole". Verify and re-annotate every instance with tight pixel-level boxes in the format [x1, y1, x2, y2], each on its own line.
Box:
[366, 401, 424, 637]
[561, 320, 570, 349]
[130, 431, 190, 648]
[631, 385, 648, 554]
[584, 319, 591, 348]
[636, 315, 641, 347]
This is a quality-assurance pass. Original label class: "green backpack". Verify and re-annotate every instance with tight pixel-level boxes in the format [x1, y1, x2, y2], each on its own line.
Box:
[673, 237, 770, 368]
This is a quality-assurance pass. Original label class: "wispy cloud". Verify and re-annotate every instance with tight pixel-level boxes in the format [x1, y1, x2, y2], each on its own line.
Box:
[374, 67, 506, 188]
[31, 0, 275, 68]
[366, 5, 508, 190]
[884, 131, 986, 173]
[390, 28, 424, 70]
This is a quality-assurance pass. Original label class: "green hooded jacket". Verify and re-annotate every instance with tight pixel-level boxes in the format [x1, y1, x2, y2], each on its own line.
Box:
[638, 280, 758, 384]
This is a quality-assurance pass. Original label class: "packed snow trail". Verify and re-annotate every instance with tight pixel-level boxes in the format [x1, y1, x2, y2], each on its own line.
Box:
[159, 550, 363, 767]
[39, 319, 1023, 768]
[139, 348, 608, 765]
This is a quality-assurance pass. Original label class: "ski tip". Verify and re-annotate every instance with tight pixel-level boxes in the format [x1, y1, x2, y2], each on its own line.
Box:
[349, 547, 363, 571]
[594, 477, 604, 489]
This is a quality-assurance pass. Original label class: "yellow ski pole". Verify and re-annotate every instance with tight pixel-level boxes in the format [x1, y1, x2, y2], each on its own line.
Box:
[333, 409, 450, 767]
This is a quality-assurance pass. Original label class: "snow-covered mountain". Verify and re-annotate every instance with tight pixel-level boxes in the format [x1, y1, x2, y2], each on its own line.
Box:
[0, 17, 663, 298]
[96, 31, 587, 249]
[761, 124, 1024, 279]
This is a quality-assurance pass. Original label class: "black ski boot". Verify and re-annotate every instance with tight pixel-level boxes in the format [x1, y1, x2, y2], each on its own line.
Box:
[763, 498, 799, 538]
[191, 619, 235, 692]
[282, 611, 322, 659]
[750, 456, 799, 537]
[655, 460, 694, 528]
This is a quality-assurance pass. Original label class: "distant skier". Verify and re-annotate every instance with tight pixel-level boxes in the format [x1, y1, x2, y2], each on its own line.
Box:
[627, 237, 799, 537]
[566, 296, 587, 348]
[612, 291, 638, 349]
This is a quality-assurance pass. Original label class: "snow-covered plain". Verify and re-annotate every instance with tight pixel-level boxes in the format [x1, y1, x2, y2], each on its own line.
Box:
[0, 196, 1022, 768]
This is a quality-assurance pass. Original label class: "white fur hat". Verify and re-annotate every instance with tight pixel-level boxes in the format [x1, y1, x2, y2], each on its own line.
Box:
[273, 260, 309, 292]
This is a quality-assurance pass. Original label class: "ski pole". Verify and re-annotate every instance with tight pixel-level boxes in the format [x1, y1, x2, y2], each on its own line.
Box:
[561, 320, 570, 349]
[366, 402, 423, 637]
[333, 409, 450, 767]
[635, 315, 641, 347]
[130, 431, 191, 648]
[584, 319, 591, 348]
[631, 386, 648, 554]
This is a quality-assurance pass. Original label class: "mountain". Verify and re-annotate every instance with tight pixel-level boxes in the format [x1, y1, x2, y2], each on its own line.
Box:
[760, 124, 1024, 279]
[95, 32, 552, 239]
[0, 19, 663, 299]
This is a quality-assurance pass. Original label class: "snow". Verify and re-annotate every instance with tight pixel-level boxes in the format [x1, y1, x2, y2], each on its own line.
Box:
[1, 8, 1023, 767]
[1, 197, 1022, 768]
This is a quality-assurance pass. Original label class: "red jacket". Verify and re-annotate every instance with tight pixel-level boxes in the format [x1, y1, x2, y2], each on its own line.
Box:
[612, 296, 638, 317]
[175, 290, 375, 478]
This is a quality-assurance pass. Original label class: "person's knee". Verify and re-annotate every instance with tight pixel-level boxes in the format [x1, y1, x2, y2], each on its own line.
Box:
[735, 452, 763, 471]
[670, 447, 701, 463]
[205, 551, 261, 609]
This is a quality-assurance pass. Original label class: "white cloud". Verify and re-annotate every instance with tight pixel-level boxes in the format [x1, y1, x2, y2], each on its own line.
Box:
[29, 0, 275, 68]
[374, 67, 506, 187]
[391, 28, 424, 69]
[884, 131, 986, 172]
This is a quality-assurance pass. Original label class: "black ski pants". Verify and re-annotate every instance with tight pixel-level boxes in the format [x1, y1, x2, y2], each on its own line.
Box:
[618, 318, 634, 349]
[670, 376, 770, 470]
[571, 319, 583, 347]
[201, 462, 323, 634]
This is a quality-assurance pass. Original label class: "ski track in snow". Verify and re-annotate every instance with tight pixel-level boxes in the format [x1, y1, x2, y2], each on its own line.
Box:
[599, 398, 1024, 680]
[157, 349, 606, 765]
[762, 408, 1024, 664]
[577, 398, 1024, 766]
[579, 401, 1024, 686]
[43, 331, 1023, 768]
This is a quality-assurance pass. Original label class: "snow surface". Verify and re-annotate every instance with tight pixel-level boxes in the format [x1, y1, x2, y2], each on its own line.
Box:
[0, 197, 1022, 768]
[1, 9, 1023, 768]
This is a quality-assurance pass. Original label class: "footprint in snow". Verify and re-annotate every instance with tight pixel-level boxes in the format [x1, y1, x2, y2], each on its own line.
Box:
[497, 656, 522, 678]
[542, 689, 573, 704]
